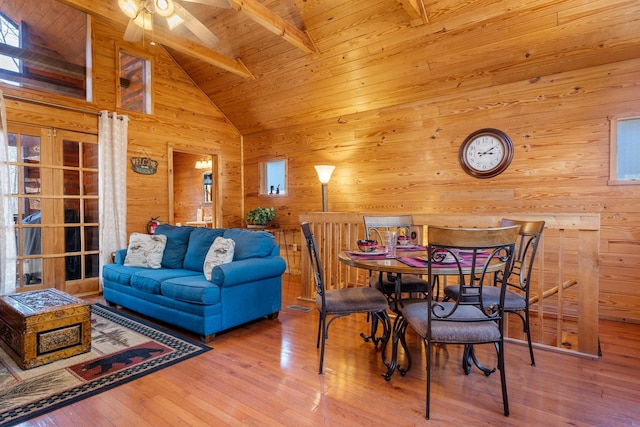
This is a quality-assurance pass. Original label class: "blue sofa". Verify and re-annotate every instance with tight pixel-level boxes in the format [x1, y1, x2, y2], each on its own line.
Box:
[102, 225, 286, 342]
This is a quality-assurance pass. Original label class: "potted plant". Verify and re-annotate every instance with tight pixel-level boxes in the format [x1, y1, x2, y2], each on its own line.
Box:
[245, 207, 276, 228]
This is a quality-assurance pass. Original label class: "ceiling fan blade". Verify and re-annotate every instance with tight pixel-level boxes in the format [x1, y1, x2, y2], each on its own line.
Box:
[123, 19, 143, 42]
[174, 3, 220, 48]
[179, 0, 232, 9]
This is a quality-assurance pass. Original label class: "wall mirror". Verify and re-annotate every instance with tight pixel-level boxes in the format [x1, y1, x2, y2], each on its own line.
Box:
[203, 172, 212, 205]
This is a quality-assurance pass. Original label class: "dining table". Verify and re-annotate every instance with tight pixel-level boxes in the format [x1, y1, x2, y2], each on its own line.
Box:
[338, 245, 505, 380]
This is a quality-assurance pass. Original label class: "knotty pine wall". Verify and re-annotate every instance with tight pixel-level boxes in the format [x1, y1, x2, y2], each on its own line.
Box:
[243, 57, 640, 323]
[4, 17, 243, 238]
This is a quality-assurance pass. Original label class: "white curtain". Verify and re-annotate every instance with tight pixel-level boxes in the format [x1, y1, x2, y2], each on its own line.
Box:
[0, 91, 17, 295]
[99, 111, 129, 288]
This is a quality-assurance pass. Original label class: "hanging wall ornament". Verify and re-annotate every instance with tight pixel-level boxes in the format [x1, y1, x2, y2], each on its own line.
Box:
[130, 149, 158, 175]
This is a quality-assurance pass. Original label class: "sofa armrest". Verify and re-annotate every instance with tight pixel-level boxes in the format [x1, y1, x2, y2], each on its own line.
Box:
[210, 256, 286, 287]
[114, 248, 128, 265]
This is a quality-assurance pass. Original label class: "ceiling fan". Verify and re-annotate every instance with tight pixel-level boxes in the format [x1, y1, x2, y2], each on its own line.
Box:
[118, 0, 231, 48]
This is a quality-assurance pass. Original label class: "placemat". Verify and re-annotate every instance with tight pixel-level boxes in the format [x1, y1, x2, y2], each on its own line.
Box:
[344, 251, 389, 260]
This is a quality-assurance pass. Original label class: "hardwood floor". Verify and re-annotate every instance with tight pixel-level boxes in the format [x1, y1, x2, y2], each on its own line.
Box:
[25, 275, 640, 426]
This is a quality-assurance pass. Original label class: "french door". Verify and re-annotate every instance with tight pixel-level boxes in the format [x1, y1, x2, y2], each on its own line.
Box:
[7, 122, 99, 295]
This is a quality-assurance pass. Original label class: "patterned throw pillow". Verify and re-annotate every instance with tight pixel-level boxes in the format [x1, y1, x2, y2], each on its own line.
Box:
[203, 237, 235, 280]
[123, 233, 168, 269]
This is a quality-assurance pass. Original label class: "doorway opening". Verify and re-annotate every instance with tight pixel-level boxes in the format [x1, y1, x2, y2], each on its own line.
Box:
[168, 148, 220, 227]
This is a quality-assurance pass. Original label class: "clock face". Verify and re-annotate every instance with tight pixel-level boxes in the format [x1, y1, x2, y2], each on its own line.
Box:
[459, 129, 514, 178]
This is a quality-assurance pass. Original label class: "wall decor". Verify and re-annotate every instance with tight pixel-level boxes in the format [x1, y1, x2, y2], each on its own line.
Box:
[130, 156, 158, 175]
[459, 128, 514, 179]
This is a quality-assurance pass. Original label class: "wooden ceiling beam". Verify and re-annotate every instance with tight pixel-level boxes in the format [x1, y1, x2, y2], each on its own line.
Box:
[57, 0, 254, 79]
[229, 0, 318, 54]
[397, 0, 428, 26]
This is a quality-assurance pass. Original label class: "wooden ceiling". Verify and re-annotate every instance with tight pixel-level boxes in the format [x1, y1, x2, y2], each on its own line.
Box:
[6, 0, 640, 135]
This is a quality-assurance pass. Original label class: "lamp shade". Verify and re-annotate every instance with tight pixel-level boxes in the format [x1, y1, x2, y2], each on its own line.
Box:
[314, 165, 335, 184]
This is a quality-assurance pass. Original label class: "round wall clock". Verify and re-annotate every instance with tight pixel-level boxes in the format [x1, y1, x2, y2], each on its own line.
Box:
[459, 128, 514, 178]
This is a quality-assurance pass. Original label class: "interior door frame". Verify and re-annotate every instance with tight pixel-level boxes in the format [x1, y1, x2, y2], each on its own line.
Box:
[168, 146, 222, 228]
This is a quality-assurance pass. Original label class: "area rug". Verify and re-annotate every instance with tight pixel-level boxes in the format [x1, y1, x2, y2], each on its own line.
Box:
[0, 304, 211, 426]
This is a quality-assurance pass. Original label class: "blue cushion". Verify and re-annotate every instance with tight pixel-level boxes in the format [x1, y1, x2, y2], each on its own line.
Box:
[103, 263, 147, 286]
[154, 224, 194, 269]
[161, 277, 221, 305]
[130, 269, 201, 294]
[183, 228, 225, 271]
[223, 228, 275, 260]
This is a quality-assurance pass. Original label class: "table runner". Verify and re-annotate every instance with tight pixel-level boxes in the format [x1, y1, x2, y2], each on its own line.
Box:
[397, 251, 490, 268]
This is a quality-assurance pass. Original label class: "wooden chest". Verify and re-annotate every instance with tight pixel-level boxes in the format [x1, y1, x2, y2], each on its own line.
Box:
[0, 288, 91, 369]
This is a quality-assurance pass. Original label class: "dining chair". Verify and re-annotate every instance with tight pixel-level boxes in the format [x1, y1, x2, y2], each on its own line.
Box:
[443, 218, 544, 366]
[301, 222, 391, 374]
[362, 215, 431, 343]
[363, 215, 430, 297]
[395, 225, 519, 419]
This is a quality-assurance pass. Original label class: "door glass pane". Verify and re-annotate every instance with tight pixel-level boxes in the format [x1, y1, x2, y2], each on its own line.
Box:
[22, 258, 43, 285]
[22, 198, 41, 222]
[24, 166, 40, 195]
[85, 226, 99, 251]
[84, 143, 98, 168]
[84, 172, 98, 195]
[85, 254, 100, 278]
[20, 224, 41, 256]
[63, 140, 80, 167]
[84, 199, 99, 223]
[65, 200, 81, 222]
[21, 135, 40, 163]
[64, 170, 81, 195]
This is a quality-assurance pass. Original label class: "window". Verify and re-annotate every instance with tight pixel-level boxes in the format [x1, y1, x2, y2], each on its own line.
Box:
[8, 123, 99, 291]
[0, 12, 19, 86]
[261, 159, 287, 195]
[118, 49, 152, 114]
[610, 115, 640, 185]
[0, 1, 89, 100]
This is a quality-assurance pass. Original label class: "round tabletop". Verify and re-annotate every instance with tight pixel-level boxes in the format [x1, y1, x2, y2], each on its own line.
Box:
[338, 249, 504, 276]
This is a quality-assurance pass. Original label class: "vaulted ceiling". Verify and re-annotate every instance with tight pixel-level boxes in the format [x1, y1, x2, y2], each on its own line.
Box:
[5, 0, 640, 135]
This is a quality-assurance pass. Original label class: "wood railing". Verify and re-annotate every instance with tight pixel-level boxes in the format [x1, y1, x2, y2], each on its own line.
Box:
[299, 212, 600, 357]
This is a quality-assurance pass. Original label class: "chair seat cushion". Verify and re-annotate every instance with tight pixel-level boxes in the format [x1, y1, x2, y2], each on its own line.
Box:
[401, 301, 501, 343]
[318, 287, 389, 314]
[444, 285, 526, 311]
[369, 273, 429, 295]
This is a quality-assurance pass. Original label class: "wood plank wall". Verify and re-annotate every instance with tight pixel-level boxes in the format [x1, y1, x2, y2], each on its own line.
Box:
[3, 17, 243, 238]
[243, 60, 640, 324]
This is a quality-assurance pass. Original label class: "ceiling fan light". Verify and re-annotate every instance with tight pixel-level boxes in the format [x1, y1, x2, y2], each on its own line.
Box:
[133, 12, 153, 30]
[166, 14, 184, 30]
[155, 0, 175, 17]
[118, 0, 139, 19]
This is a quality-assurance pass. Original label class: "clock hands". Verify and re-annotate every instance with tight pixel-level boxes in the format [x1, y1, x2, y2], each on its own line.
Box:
[476, 145, 497, 156]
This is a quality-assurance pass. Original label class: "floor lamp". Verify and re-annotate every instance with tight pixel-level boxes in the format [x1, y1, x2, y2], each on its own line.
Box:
[314, 165, 335, 212]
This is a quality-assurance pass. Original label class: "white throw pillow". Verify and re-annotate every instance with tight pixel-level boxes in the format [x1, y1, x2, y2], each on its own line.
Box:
[203, 237, 235, 280]
[123, 233, 168, 269]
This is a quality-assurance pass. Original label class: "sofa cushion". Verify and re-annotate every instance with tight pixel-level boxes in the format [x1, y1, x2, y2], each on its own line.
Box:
[154, 224, 194, 269]
[130, 269, 201, 294]
[183, 228, 226, 271]
[161, 277, 221, 305]
[203, 237, 235, 280]
[223, 228, 275, 260]
[102, 263, 148, 286]
[124, 233, 167, 269]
